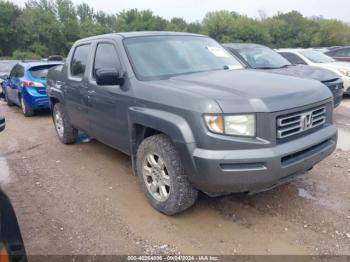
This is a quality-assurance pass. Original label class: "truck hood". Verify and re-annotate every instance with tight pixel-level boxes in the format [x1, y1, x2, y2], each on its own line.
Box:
[261, 65, 339, 82]
[167, 69, 332, 113]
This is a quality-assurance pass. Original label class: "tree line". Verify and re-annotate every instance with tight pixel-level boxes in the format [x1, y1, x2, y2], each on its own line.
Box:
[0, 0, 350, 59]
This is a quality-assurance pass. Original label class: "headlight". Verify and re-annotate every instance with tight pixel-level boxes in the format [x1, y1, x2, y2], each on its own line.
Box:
[338, 69, 350, 77]
[204, 114, 256, 137]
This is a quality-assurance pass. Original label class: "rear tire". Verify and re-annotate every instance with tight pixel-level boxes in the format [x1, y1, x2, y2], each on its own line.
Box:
[53, 103, 78, 144]
[4, 90, 15, 106]
[136, 134, 198, 215]
[20, 96, 34, 117]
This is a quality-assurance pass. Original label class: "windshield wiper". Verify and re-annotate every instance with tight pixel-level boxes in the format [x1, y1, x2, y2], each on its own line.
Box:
[254, 66, 280, 69]
[278, 64, 292, 68]
[254, 65, 292, 69]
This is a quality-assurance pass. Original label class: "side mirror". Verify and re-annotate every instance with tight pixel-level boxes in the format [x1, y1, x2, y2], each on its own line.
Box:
[0, 116, 5, 132]
[96, 69, 124, 86]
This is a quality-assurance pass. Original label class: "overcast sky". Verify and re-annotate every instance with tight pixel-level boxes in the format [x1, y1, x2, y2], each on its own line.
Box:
[10, 0, 350, 23]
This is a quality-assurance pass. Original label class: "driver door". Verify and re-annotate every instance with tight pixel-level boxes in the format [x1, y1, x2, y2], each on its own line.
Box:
[87, 41, 131, 153]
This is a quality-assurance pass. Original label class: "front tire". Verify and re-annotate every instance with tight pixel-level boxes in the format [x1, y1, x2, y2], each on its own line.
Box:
[136, 134, 198, 215]
[53, 103, 78, 144]
[20, 96, 34, 117]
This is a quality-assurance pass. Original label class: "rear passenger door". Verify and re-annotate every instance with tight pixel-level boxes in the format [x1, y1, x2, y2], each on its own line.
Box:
[87, 41, 131, 153]
[65, 44, 92, 132]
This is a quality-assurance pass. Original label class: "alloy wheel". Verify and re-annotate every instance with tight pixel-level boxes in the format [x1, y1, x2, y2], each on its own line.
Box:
[54, 110, 64, 138]
[142, 153, 171, 202]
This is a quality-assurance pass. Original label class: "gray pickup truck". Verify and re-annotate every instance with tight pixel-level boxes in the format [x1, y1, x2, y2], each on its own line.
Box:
[47, 32, 337, 215]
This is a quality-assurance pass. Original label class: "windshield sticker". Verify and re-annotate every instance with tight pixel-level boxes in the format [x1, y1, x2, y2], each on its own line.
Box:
[207, 46, 230, 58]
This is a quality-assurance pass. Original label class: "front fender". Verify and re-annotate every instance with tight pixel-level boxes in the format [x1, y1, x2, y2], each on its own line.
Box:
[128, 107, 198, 177]
[128, 107, 195, 144]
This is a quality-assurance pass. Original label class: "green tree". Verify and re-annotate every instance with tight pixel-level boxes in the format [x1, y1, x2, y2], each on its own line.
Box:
[166, 17, 188, 32]
[187, 22, 202, 33]
[0, 1, 22, 56]
[77, 3, 94, 23]
[311, 18, 350, 47]
[202, 10, 236, 42]
[1, 1, 350, 58]
[94, 11, 117, 30]
[263, 11, 319, 48]
[12, 50, 41, 60]
[16, 0, 62, 56]
[202, 10, 270, 44]
[56, 0, 80, 53]
[115, 9, 168, 32]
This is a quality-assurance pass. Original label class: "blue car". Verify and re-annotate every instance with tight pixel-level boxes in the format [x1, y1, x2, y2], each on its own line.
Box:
[3, 61, 63, 116]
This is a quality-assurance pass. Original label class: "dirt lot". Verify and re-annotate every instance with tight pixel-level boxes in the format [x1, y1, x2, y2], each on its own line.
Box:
[0, 98, 349, 256]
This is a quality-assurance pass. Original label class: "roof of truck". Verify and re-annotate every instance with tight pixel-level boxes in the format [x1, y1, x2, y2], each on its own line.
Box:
[77, 31, 205, 42]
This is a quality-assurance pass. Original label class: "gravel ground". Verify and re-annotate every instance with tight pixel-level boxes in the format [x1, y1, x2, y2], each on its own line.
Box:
[0, 98, 349, 256]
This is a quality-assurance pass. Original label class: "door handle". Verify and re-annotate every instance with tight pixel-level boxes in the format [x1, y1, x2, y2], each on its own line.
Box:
[87, 90, 96, 95]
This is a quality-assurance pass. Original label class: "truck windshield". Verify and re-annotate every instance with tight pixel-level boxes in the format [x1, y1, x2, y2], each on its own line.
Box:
[236, 46, 291, 69]
[300, 50, 335, 63]
[124, 36, 243, 80]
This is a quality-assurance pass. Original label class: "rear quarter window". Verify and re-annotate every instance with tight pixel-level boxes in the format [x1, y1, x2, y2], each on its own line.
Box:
[70, 44, 91, 78]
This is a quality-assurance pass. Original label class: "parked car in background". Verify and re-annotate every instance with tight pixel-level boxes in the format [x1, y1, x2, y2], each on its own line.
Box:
[47, 32, 337, 215]
[0, 60, 19, 95]
[224, 43, 343, 107]
[2, 61, 63, 116]
[325, 46, 350, 62]
[277, 49, 350, 95]
[312, 47, 330, 53]
[47, 55, 64, 62]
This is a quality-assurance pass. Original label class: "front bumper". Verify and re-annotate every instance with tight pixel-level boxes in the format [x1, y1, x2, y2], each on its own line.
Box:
[22, 88, 49, 110]
[189, 125, 337, 194]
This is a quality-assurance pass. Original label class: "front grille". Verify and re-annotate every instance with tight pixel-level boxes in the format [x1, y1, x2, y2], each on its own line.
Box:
[277, 106, 326, 139]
